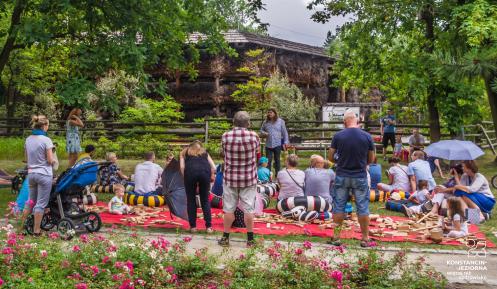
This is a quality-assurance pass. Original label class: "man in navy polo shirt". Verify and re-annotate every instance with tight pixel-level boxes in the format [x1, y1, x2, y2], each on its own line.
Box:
[328, 110, 375, 248]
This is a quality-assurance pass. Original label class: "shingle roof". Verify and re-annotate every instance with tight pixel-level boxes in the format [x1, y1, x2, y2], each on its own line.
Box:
[189, 30, 329, 58]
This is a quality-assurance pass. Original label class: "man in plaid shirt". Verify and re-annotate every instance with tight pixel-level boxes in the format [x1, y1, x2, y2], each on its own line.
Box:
[219, 111, 260, 247]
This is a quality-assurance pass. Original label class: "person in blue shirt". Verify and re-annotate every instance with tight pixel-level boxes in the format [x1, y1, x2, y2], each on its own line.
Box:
[368, 157, 382, 190]
[260, 108, 289, 174]
[328, 110, 375, 248]
[407, 150, 437, 192]
[380, 109, 396, 161]
[257, 156, 271, 183]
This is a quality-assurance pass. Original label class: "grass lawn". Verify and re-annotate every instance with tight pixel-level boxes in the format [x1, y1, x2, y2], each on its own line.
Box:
[1, 150, 496, 249]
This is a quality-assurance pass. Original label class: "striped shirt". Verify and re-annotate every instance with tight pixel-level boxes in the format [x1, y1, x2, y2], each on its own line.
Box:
[222, 127, 260, 188]
[260, 118, 289, 148]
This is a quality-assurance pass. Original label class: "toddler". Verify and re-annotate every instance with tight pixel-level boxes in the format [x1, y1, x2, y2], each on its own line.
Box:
[444, 196, 468, 238]
[257, 156, 272, 183]
[108, 184, 133, 215]
[402, 180, 431, 217]
[393, 135, 403, 158]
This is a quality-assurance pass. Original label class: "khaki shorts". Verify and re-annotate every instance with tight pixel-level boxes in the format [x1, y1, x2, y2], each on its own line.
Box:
[222, 184, 257, 214]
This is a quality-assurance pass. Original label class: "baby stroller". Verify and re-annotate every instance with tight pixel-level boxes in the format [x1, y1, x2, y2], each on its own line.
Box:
[25, 161, 110, 240]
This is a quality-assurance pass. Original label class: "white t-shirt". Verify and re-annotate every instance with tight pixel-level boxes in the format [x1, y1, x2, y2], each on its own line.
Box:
[388, 165, 410, 192]
[133, 161, 163, 194]
[25, 135, 54, 176]
[460, 173, 494, 199]
[412, 188, 430, 204]
[453, 213, 469, 234]
[277, 169, 305, 200]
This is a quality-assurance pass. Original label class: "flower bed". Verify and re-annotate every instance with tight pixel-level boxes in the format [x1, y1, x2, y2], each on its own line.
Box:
[0, 225, 447, 289]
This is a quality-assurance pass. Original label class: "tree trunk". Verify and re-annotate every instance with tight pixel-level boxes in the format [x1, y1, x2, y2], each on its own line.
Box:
[484, 74, 497, 140]
[421, 2, 441, 142]
[0, 0, 26, 78]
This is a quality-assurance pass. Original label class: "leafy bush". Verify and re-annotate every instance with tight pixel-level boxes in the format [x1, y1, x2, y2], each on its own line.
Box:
[0, 227, 447, 289]
[119, 96, 183, 123]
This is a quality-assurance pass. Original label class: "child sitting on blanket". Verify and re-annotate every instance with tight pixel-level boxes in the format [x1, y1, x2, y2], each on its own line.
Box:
[100, 152, 129, 186]
[108, 184, 133, 215]
[257, 156, 272, 183]
[402, 180, 431, 217]
[443, 196, 468, 238]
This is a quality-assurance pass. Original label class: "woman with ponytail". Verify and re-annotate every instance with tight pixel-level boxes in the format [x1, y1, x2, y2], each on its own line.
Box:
[21, 115, 55, 235]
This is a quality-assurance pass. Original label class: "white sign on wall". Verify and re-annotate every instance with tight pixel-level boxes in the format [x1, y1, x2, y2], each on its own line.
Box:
[322, 106, 361, 123]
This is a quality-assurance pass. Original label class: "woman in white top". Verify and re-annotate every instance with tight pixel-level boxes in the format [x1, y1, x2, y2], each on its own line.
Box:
[377, 157, 410, 192]
[277, 154, 305, 200]
[22, 115, 55, 235]
[453, 160, 495, 220]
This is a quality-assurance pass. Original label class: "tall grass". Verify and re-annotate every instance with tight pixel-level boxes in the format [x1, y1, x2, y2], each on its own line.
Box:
[0, 137, 67, 160]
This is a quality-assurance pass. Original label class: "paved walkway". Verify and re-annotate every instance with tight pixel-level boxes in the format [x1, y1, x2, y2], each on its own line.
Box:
[136, 230, 497, 287]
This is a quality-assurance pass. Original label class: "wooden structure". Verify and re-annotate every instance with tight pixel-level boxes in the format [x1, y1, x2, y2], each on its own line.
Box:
[148, 30, 334, 120]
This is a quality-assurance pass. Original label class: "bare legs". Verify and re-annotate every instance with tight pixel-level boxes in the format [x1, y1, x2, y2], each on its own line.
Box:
[223, 212, 235, 233]
[68, 153, 78, 167]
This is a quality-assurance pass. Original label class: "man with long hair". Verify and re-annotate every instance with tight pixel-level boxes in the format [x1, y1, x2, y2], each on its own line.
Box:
[260, 108, 289, 174]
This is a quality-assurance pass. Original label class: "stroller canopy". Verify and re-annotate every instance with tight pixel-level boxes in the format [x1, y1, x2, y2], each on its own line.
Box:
[55, 161, 99, 194]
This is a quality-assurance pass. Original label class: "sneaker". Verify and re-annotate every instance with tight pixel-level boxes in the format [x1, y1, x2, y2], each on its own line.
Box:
[246, 239, 256, 247]
[218, 236, 229, 247]
[326, 238, 342, 246]
[360, 239, 377, 248]
[206, 227, 214, 234]
[401, 205, 414, 218]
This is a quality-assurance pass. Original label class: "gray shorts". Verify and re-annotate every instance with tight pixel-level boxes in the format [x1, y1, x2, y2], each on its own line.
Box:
[222, 184, 257, 214]
[28, 173, 53, 214]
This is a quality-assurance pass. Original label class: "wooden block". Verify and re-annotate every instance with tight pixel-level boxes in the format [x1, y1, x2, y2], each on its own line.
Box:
[398, 225, 410, 231]
[369, 214, 380, 221]
[384, 231, 409, 237]
[376, 218, 384, 223]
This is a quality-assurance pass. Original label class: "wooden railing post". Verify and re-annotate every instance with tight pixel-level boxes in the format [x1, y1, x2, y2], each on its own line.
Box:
[204, 116, 209, 144]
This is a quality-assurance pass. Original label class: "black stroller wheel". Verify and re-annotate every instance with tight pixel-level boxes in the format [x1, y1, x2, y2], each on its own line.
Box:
[491, 175, 497, 190]
[84, 212, 102, 233]
[24, 215, 35, 235]
[41, 214, 55, 231]
[57, 218, 75, 240]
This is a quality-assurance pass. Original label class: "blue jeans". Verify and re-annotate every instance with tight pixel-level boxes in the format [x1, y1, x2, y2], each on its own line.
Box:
[332, 176, 369, 216]
[266, 146, 282, 174]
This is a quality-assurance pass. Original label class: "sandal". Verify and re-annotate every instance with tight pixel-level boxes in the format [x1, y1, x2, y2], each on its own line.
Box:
[360, 239, 377, 248]
[401, 205, 414, 218]
[326, 238, 342, 246]
[218, 236, 229, 247]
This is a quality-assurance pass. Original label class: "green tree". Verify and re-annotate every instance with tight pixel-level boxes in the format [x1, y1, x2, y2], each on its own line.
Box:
[231, 49, 272, 114]
[308, 0, 491, 141]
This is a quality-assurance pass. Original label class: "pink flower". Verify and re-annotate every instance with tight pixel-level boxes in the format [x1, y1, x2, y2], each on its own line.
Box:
[2, 247, 13, 255]
[125, 260, 134, 274]
[67, 273, 82, 280]
[207, 283, 217, 289]
[91, 265, 100, 276]
[165, 266, 174, 273]
[72, 245, 81, 253]
[168, 274, 178, 284]
[102, 256, 110, 264]
[119, 279, 134, 289]
[137, 279, 145, 286]
[75, 283, 88, 289]
[28, 277, 33, 283]
[61, 260, 70, 268]
[7, 239, 16, 246]
[367, 241, 377, 247]
[295, 248, 303, 255]
[112, 274, 121, 281]
[114, 261, 124, 269]
[79, 234, 89, 243]
[0, 278, 4, 286]
[7, 232, 17, 240]
[183, 236, 192, 243]
[26, 199, 35, 209]
[40, 250, 48, 258]
[303, 241, 312, 249]
[330, 270, 343, 283]
[48, 232, 60, 239]
[107, 245, 117, 253]
[238, 254, 245, 260]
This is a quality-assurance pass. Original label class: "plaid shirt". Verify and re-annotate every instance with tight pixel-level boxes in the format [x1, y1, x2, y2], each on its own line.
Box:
[222, 127, 260, 188]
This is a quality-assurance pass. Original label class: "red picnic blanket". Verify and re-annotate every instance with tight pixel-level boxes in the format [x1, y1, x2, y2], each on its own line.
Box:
[91, 202, 495, 248]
